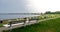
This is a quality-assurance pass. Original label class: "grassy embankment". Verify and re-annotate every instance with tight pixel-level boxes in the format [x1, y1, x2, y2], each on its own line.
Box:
[4, 16, 60, 32]
[0, 23, 3, 27]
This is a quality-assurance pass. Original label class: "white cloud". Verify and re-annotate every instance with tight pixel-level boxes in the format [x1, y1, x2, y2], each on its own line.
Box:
[26, 0, 60, 13]
[0, 0, 60, 13]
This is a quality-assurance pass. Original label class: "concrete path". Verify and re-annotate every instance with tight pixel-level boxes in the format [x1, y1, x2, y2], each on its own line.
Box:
[0, 20, 37, 32]
[0, 17, 60, 32]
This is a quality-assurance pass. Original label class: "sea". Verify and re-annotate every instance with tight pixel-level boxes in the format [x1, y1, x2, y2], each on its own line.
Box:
[0, 15, 39, 20]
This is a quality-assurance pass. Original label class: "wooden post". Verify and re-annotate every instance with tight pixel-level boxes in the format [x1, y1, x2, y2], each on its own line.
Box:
[8, 20, 12, 32]
[26, 18, 30, 25]
[8, 20, 12, 28]
[23, 18, 26, 27]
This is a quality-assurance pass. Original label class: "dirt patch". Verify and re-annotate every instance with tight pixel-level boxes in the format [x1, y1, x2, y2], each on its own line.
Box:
[46, 28, 55, 32]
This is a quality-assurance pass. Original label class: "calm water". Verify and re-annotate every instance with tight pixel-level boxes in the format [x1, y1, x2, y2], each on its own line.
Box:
[0, 15, 39, 20]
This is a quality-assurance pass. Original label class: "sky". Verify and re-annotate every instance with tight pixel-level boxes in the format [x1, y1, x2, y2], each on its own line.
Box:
[0, 0, 60, 13]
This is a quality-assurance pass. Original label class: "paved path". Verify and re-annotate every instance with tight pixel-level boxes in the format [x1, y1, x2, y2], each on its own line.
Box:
[0, 17, 60, 32]
[0, 20, 37, 32]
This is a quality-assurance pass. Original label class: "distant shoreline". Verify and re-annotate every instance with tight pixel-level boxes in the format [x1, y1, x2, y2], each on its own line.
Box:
[0, 13, 41, 15]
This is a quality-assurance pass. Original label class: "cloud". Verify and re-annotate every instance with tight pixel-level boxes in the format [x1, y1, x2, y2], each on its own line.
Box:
[26, 0, 60, 13]
[0, 0, 60, 13]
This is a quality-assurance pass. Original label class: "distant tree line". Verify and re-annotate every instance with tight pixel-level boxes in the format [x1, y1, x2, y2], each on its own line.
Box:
[45, 11, 60, 14]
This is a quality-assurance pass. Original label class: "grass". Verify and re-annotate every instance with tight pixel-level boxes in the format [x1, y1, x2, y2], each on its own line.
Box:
[0, 23, 3, 27]
[4, 18, 60, 32]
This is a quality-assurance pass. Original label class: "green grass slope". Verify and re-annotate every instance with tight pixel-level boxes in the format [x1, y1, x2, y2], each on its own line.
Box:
[4, 18, 60, 32]
[0, 23, 3, 27]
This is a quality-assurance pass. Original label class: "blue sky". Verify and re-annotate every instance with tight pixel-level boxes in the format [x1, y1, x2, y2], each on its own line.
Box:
[0, 0, 29, 13]
[0, 0, 60, 13]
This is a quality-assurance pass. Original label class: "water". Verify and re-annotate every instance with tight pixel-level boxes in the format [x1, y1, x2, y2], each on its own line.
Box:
[0, 15, 39, 20]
